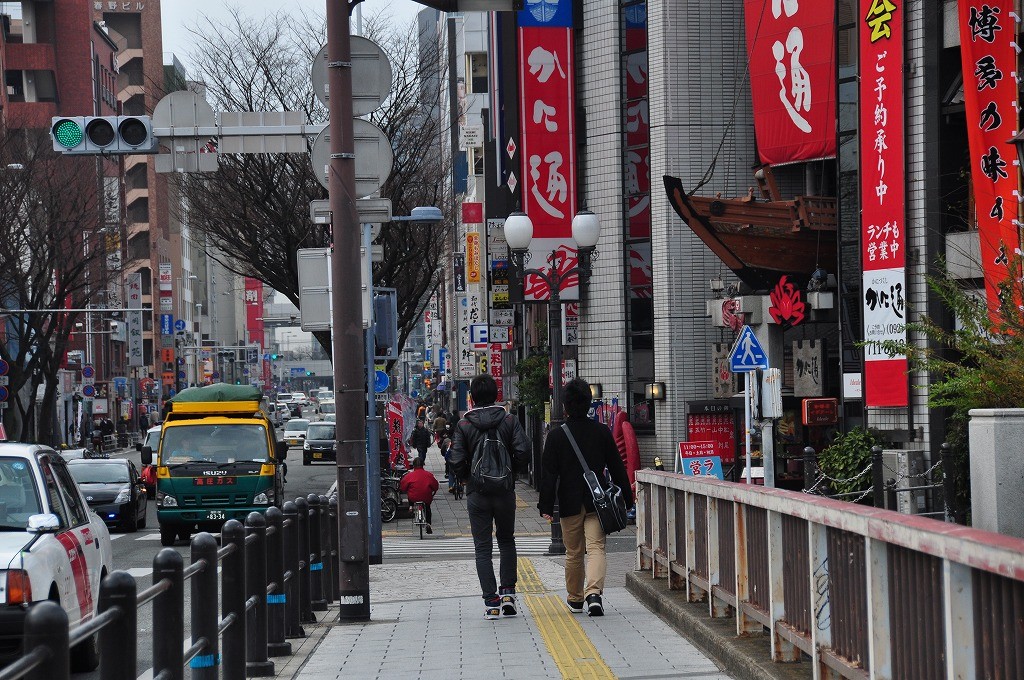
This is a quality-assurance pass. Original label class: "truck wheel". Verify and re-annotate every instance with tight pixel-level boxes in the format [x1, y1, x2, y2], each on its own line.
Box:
[160, 526, 176, 546]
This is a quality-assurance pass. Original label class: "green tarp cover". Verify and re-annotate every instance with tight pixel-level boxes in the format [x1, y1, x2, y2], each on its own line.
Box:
[169, 384, 263, 403]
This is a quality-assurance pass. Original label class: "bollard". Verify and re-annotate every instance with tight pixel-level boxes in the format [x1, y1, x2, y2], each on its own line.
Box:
[98, 570, 137, 680]
[295, 496, 315, 623]
[940, 442, 957, 523]
[190, 533, 220, 680]
[245, 512, 274, 677]
[802, 447, 816, 491]
[546, 502, 566, 555]
[328, 495, 340, 602]
[307, 494, 328, 611]
[871, 445, 885, 508]
[221, 519, 247, 680]
[24, 600, 68, 680]
[319, 495, 334, 604]
[152, 549, 184, 680]
[282, 502, 306, 638]
[265, 507, 292, 657]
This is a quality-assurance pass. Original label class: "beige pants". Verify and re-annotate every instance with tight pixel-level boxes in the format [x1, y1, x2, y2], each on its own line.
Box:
[560, 510, 606, 601]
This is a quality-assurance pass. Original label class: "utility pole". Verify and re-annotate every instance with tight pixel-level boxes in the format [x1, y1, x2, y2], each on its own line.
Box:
[327, 0, 370, 621]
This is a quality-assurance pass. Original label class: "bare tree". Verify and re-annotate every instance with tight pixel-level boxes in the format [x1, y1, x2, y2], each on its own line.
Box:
[173, 8, 454, 363]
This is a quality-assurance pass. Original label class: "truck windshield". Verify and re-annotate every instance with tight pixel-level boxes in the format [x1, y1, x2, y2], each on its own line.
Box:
[160, 425, 270, 465]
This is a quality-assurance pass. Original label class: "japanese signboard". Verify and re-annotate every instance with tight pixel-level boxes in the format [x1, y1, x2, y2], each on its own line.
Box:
[623, 4, 650, 239]
[244, 277, 264, 348]
[518, 1, 578, 301]
[158, 262, 173, 312]
[466, 231, 481, 284]
[802, 397, 839, 426]
[678, 441, 725, 479]
[744, 0, 837, 165]
[456, 294, 476, 378]
[686, 406, 735, 464]
[127, 272, 144, 367]
[453, 253, 466, 292]
[490, 343, 504, 402]
[792, 339, 824, 397]
[860, 0, 908, 407]
[563, 302, 579, 345]
[462, 202, 483, 224]
[957, 0, 1021, 321]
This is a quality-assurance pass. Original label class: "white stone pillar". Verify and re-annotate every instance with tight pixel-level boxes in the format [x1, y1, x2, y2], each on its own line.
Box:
[969, 408, 1024, 538]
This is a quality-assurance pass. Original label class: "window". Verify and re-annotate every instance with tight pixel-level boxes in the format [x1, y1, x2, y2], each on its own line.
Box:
[49, 459, 88, 527]
[38, 460, 69, 527]
[467, 53, 488, 93]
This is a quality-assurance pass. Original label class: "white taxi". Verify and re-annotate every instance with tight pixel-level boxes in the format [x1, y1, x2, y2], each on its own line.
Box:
[0, 443, 112, 671]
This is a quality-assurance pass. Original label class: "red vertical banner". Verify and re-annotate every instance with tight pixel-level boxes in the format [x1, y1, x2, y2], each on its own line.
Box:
[518, 1, 578, 301]
[490, 343, 504, 402]
[243, 278, 264, 387]
[958, 1, 1021, 319]
[744, 0, 837, 164]
[860, 0, 908, 408]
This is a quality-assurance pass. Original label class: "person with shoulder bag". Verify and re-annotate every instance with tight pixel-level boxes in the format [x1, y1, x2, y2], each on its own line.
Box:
[450, 374, 531, 620]
[539, 378, 633, 617]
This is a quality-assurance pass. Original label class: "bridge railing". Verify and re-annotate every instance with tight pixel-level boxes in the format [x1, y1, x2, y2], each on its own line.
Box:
[0, 493, 340, 680]
[635, 470, 1024, 679]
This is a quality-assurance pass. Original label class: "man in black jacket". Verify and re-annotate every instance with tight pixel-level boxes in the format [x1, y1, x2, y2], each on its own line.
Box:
[450, 374, 531, 620]
[406, 420, 432, 464]
[539, 378, 633, 616]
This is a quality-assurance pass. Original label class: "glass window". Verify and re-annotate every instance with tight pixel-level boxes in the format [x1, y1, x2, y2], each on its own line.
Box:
[49, 459, 88, 527]
[0, 458, 43, 528]
[467, 53, 488, 93]
[306, 424, 336, 440]
[160, 424, 272, 464]
[68, 462, 131, 485]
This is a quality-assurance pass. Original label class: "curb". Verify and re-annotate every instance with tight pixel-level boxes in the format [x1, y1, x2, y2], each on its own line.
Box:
[269, 606, 337, 679]
[624, 571, 810, 680]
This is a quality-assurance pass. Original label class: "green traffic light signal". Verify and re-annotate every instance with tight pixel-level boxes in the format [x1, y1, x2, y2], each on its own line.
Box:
[271, 354, 278, 360]
[53, 119, 84, 148]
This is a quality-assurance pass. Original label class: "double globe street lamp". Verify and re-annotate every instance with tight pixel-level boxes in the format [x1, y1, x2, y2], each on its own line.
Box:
[504, 209, 601, 554]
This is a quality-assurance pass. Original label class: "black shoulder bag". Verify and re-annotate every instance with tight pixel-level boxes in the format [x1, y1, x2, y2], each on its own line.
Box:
[560, 423, 628, 534]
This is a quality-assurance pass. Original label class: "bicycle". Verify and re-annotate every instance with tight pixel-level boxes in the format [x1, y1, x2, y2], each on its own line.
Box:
[452, 481, 464, 500]
[412, 500, 427, 539]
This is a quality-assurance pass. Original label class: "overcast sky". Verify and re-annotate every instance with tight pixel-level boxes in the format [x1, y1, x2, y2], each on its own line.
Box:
[161, 0, 423, 72]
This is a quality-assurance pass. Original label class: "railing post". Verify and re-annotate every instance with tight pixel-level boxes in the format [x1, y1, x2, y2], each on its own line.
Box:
[282, 501, 306, 638]
[295, 496, 315, 623]
[190, 533, 220, 680]
[940, 443, 957, 523]
[320, 494, 335, 604]
[152, 549, 184, 680]
[328, 494, 340, 602]
[307, 494, 328, 611]
[802, 446, 816, 491]
[24, 601, 68, 680]
[872, 445, 886, 508]
[98, 570, 137, 680]
[245, 512, 274, 677]
[220, 519, 247, 680]
[265, 507, 292, 657]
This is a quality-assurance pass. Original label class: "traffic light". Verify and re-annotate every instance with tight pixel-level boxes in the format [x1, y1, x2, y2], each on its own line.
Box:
[50, 115, 157, 155]
[373, 288, 398, 361]
[305, 371, 316, 377]
[271, 353, 279, 360]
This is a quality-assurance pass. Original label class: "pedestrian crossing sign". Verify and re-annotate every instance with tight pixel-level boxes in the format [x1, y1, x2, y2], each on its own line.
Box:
[729, 325, 768, 372]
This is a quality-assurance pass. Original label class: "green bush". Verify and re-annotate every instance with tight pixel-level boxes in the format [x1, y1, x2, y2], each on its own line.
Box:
[514, 353, 551, 417]
[816, 427, 880, 497]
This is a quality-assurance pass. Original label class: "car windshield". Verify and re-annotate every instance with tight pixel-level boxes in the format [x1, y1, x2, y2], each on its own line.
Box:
[145, 429, 161, 450]
[284, 420, 309, 434]
[306, 424, 335, 440]
[160, 424, 271, 464]
[68, 463, 130, 484]
[0, 457, 43, 528]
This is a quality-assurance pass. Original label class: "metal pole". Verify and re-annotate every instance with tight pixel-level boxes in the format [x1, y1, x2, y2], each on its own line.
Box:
[307, 494, 327, 611]
[744, 372, 752, 484]
[872, 445, 885, 508]
[97, 571, 137, 680]
[802, 446, 816, 491]
[319, 494, 335, 604]
[281, 502, 306, 639]
[244, 513, 274, 677]
[189, 533, 220, 679]
[220, 520, 247, 680]
[295, 496, 314, 624]
[327, 0, 370, 621]
[264, 507, 291, 657]
[152, 549, 184, 680]
[546, 262, 565, 555]
[940, 442, 956, 523]
[24, 601, 68, 680]
[365, 322, 383, 563]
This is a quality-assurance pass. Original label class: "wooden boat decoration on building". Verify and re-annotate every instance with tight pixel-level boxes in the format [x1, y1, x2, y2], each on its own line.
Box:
[663, 168, 838, 291]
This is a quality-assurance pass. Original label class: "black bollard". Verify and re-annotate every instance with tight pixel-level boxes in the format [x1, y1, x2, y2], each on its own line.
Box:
[802, 446, 817, 491]
[307, 494, 327, 611]
[318, 495, 334, 604]
[872, 445, 885, 508]
[295, 496, 314, 623]
[265, 507, 292, 657]
[282, 502, 306, 638]
[98, 570, 137, 680]
[190, 533, 220, 680]
[328, 495, 340, 602]
[24, 600, 68, 680]
[546, 502, 566, 555]
[940, 443, 957, 523]
[220, 520, 247, 680]
[244, 512, 274, 677]
[152, 549, 184, 680]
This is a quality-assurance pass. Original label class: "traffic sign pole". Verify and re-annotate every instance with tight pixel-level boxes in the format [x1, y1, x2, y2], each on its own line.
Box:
[744, 373, 752, 485]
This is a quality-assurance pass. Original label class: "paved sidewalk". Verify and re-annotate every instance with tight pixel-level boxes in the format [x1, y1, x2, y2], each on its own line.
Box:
[275, 445, 731, 680]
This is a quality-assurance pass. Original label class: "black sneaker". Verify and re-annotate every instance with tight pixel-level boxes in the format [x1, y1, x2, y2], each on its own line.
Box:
[425, 524, 433, 535]
[499, 591, 517, 617]
[586, 594, 604, 616]
[484, 598, 501, 620]
[566, 599, 584, 614]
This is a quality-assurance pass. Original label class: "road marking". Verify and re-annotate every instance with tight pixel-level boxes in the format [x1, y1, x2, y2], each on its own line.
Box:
[127, 567, 152, 578]
[517, 556, 546, 594]
[525, 591, 616, 679]
[109, 534, 127, 541]
[136, 533, 163, 541]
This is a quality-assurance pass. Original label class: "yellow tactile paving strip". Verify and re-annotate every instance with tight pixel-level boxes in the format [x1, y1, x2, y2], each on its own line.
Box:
[518, 557, 616, 680]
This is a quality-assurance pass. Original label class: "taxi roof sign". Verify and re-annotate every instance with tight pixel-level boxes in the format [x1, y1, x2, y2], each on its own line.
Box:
[729, 325, 769, 372]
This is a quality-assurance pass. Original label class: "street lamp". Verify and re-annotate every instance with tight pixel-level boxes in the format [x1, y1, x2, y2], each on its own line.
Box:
[505, 209, 601, 555]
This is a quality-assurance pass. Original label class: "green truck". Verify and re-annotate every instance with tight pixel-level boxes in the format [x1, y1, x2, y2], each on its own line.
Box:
[140, 385, 287, 546]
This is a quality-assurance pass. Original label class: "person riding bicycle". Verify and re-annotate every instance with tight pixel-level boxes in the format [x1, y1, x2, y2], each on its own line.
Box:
[399, 457, 439, 534]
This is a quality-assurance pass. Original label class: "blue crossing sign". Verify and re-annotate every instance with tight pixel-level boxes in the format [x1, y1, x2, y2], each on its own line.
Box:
[729, 325, 768, 372]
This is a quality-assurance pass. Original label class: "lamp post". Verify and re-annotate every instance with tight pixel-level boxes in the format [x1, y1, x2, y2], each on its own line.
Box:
[505, 209, 601, 555]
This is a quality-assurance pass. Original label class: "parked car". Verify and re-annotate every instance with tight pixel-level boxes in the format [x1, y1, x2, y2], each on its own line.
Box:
[58, 446, 109, 461]
[67, 458, 148, 532]
[303, 422, 336, 465]
[282, 418, 310, 448]
[0, 442, 113, 671]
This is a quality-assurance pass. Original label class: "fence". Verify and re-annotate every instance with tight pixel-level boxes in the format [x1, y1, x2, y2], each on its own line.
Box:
[635, 470, 1024, 679]
[0, 493, 340, 680]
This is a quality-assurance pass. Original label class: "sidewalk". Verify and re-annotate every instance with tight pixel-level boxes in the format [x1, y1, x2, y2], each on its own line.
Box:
[275, 446, 732, 680]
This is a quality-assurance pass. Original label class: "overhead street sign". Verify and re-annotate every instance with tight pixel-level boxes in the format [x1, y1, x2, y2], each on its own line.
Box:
[311, 37, 393, 115]
[729, 325, 768, 373]
[310, 120, 394, 197]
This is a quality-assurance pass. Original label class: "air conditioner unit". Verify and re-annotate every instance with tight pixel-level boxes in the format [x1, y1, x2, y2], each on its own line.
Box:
[881, 449, 928, 515]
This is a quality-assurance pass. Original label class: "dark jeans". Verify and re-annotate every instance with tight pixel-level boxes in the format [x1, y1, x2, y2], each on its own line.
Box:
[467, 490, 517, 600]
[416, 447, 428, 464]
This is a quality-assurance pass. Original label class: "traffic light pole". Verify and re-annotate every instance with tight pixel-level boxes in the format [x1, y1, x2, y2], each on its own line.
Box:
[327, 0, 370, 621]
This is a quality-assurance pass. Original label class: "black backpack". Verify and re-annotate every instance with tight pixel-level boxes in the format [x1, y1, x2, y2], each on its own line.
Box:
[471, 419, 514, 494]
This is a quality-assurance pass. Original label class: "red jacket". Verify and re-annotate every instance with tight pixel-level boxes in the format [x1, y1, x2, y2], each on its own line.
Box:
[399, 468, 439, 504]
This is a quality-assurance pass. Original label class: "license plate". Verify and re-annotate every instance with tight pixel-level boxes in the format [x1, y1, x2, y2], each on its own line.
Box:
[288, 439, 299, 445]
[207, 511, 226, 521]
[313, 452, 323, 459]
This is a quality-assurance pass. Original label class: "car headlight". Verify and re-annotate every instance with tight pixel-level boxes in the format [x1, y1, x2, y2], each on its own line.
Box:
[157, 492, 177, 507]
[253, 491, 272, 505]
[303, 442, 310, 450]
[114, 487, 131, 504]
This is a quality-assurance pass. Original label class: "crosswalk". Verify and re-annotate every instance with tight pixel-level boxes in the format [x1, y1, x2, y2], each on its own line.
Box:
[382, 536, 553, 559]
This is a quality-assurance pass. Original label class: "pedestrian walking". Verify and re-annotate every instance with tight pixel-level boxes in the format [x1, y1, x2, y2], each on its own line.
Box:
[432, 412, 448, 445]
[406, 420, 432, 465]
[450, 374, 531, 620]
[538, 378, 633, 617]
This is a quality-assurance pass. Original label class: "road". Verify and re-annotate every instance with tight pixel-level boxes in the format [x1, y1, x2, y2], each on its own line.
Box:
[78, 411, 334, 680]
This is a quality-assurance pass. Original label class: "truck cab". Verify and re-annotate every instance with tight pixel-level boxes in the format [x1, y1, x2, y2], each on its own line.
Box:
[140, 386, 286, 546]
